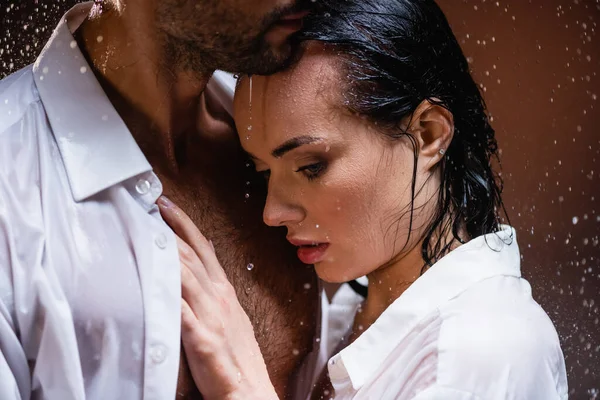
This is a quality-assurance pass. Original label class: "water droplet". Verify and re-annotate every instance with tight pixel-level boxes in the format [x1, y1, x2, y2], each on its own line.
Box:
[292, 349, 300, 356]
[303, 283, 311, 290]
[96, 35, 103, 43]
[246, 263, 254, 271]
[248, 75, 253, 112]
[70, 40, 77, 49]
[247, 125, 252, 131]
[316, 224, 320, 229]
[573, 216, 579, 225]
[244, 193, 250, 199]
[80, 66, 87, 74]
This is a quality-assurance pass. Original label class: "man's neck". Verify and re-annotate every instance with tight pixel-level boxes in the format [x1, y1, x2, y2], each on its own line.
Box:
[76, 3, 212, 171]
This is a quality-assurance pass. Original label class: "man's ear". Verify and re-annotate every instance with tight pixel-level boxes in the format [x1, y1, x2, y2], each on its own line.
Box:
[406, 99, 454, 171]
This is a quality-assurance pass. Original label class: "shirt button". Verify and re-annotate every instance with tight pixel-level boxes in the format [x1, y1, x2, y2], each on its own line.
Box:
[150, 344, 167, 364]
[135, 179, 151, 195]
[155, 233, 168, 249]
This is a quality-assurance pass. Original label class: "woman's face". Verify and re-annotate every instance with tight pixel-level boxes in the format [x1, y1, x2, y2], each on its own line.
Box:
[233, 46, 436, 282]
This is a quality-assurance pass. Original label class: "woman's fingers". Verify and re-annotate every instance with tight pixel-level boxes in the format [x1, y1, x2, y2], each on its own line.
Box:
[158, 196, 226, 281]
[177, 235, 210, 286]
[181, 260, 210, 311]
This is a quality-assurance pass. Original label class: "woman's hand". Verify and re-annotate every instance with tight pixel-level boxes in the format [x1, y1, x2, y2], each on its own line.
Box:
[157, 196, 278, 400]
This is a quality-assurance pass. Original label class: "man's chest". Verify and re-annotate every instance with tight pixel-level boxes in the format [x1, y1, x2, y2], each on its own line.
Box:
[154, 148, 320, 399]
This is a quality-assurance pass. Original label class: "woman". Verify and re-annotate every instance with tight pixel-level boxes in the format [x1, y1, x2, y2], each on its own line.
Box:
[158, 0, 568, 398]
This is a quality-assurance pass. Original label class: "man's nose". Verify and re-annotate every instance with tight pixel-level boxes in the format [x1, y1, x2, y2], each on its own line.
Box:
[262, 187, 305, 227]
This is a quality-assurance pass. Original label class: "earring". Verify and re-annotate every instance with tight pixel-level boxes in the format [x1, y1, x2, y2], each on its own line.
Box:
[439, 148, 446, 156]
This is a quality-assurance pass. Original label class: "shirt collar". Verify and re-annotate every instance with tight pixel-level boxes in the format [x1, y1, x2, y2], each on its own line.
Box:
[32, 2, 152, 202]
[330, 225, 521, 390]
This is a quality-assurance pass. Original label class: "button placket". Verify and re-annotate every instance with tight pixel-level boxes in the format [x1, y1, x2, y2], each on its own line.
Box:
[150, 343, 167, 364]
[130, 172, 163, 211]
[155, 232, 168, 249]
[135, 178, 151, 195]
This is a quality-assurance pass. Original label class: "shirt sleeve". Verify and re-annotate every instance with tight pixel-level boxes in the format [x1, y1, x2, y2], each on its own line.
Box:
[0, 182, 31, 400]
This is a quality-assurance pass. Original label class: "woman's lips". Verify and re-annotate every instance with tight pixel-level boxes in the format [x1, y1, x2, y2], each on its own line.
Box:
[296, 243, 329, 265]
[288, 238, 330, 264]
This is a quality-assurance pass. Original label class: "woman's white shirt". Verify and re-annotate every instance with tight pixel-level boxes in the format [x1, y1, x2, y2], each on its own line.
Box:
[323, 226, 568, 400]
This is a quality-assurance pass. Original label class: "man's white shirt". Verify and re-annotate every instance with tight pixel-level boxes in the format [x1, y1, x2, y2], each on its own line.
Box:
[1, 4, 182, 399]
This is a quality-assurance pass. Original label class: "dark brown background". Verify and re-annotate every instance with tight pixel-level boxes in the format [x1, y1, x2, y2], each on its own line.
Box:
[1, 0, 598, 398]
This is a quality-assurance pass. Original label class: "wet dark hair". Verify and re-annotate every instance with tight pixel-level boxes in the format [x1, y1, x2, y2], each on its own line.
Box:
[299, 0, 508, 269]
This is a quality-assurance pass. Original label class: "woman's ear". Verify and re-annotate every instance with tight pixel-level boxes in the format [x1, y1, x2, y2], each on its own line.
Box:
[407, 99, 454, 171]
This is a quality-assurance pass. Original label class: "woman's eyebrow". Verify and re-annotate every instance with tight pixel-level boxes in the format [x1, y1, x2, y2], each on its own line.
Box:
[271, 136, 322, 158]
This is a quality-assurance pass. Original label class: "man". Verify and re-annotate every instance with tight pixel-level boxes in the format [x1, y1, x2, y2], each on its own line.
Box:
[0, 0, 319, 399]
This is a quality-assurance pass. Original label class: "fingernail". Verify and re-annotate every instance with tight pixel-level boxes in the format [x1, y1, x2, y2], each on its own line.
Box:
[209, 240, 215, 252]
[158, 195, 173, 208]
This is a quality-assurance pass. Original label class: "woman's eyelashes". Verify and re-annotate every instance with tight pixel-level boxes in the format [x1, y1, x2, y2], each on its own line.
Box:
[296, 161, 327, 181]
[256, 161, 327, 183]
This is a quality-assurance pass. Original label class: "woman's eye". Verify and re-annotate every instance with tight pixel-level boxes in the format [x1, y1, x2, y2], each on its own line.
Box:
[296, 162, 327, 181]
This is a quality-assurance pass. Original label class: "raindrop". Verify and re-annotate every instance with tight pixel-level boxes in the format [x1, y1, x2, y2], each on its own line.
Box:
[573, 216, 579, 225]
[248, 75, 253, 110]
[246, 263, 254, 271]
[244, 193, 250, 199]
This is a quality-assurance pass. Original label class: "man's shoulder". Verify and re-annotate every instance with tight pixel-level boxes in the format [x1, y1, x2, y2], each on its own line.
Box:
[0, 65, 41, 134]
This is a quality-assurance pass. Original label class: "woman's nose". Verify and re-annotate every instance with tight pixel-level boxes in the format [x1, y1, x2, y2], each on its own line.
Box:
[262, 188, 305, 227]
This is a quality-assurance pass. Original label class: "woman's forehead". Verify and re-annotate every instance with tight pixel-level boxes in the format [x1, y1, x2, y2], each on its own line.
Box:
[233, 46, 341, 118]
